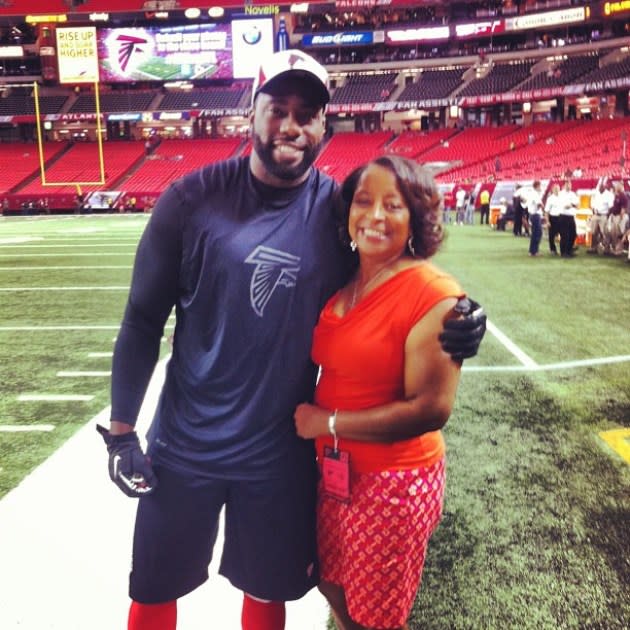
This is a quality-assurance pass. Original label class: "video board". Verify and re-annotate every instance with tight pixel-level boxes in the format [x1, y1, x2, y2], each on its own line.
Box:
[96, 18, 273, 83]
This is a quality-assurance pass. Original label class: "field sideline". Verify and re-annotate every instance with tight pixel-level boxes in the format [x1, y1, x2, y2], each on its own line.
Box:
[0, 214, 628, 629]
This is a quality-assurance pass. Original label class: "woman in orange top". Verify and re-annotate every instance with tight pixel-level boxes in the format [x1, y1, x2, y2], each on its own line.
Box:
[295, 155, 465, 630]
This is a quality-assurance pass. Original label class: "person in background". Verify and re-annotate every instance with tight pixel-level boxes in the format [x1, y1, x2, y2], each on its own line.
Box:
[443, 194, 452, 225]
[621, 212, 630, 263]
[588, 181, 614, 254]
[455, 187, 467, 226]
[295, 155, 466, 630]
[544, 182, 562, 255]
[615, 205, 629, 257]
[558, 179, 579, 257]
[75, 191, 85, 215]
[607, 180, 629, 256]
[97, 50, 487, 630]
[527, 180, 544, 256]
[464, 188, 475, 225]
[512, 184, 525, 237]
[496, 196, 513, 231]
[479, 187, 490, 225]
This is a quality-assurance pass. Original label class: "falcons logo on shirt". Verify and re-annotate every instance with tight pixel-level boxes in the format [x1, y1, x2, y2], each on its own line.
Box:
[115, 34, 147, 72]
[245, 246, 301, 317]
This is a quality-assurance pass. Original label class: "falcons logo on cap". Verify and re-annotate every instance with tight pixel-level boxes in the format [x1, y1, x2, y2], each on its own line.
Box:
[258, 52, 308, 86]
[245, 246, 301, 317]
[287, 52, 305, 67]
[115, 34, 147, 72]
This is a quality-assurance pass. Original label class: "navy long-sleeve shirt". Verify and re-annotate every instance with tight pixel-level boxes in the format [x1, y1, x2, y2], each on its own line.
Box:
[111, 157, 348, 479]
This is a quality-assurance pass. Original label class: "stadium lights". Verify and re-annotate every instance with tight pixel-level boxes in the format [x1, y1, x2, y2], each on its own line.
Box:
[25, 14, 68, 24]
[290, 3, 309, 13]
[208, 7, 225, 18]
[0, 46, 23, 58]
[164, 81, 193, 90]
[185, 8, 201, 19]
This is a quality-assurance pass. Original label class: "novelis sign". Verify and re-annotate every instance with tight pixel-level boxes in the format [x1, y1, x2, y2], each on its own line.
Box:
[244, 5, 280, 15]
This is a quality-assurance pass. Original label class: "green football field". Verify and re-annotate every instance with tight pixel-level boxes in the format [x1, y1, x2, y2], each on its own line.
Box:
[136, 57, 188, 80]
[0, 214, 628, 629]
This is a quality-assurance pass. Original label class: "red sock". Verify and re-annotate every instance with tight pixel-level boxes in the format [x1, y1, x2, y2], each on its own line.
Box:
[241, 593, 286, 630]
[128, 600, 177, 630]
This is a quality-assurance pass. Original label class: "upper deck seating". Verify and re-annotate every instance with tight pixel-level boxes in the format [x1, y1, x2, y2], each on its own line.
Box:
[330, 73, 398, 105]
[458, 60, 535, 97]
[397, 68, 464, 101]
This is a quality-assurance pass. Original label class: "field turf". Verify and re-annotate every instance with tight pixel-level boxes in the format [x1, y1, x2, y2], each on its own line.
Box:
[0, 214, 628, 629]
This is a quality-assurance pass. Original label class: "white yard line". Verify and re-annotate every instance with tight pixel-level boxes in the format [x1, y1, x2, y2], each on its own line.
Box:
[464, 354, 630, 372]
[485, 319, 538, 367]
[17, 394, 94, 401]
[7, 238, 139, 242]
[0, 425, 55, 432]
[0, 325, 121, 331]
[0, 266, 132, 270]
[0, 359, 329, 630]
[0, 325, 174, 332]
[0, 286, 129, 291]
[0, 237, 44, 244]
[88, 352, 113, 357]
[0, 253, 134, 257]
[0, 243, 137, 248]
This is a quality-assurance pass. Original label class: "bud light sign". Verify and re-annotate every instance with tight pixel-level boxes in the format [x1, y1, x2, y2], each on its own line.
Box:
[302, 31, 374, 47]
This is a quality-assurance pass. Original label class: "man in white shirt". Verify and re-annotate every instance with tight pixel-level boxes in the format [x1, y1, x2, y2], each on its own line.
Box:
[544, 183, 562, 255]
[558, 179, 579, 257]
[588, 181, 614, 254]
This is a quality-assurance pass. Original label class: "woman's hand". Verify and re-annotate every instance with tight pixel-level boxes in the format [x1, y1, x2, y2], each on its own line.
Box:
[294, 403, 328, 439]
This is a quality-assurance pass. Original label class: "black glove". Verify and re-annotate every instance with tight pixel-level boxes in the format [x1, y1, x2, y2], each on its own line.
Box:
[96, 424, 157, 497]
[440, 297, 487, 362]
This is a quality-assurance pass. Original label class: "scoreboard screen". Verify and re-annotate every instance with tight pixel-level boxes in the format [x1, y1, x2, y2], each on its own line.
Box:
[97, 18, 273, 83]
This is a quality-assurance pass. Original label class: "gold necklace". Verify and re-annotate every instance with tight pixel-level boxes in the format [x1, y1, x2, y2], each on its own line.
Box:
[350, 265, 393, 310]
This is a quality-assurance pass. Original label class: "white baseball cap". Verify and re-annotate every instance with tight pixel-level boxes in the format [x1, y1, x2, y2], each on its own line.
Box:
[252, 49, 330, 108]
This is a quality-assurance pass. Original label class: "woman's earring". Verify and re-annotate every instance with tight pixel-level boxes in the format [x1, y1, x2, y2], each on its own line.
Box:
[407, 235, 416, 257]
[350, 240, 357, 252]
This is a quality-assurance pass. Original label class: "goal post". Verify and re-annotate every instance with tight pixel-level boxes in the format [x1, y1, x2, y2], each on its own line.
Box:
[33, 80, 106, 187]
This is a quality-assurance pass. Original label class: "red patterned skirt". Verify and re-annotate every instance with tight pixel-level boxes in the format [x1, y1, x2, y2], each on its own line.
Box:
[317, 458, 445, 629]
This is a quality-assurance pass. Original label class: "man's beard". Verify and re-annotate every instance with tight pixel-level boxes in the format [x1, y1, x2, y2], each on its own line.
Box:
[252, 133, 321, 182]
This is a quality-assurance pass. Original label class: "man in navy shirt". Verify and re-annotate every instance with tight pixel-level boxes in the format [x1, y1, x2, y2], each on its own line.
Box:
[98, 50, 487, 630]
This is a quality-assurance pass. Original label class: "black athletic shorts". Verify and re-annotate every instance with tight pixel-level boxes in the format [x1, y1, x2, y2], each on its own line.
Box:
[129, 459, 319, 604]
